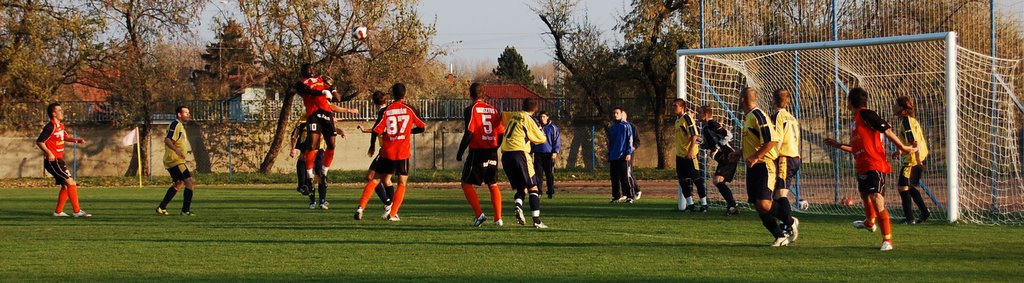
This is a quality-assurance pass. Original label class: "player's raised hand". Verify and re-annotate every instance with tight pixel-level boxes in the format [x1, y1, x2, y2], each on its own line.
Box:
[823, 138, 839, 148]
[290, 148, 298, 158]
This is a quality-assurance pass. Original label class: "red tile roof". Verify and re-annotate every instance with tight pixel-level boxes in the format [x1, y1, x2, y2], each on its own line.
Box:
[482, 84, 542, 99]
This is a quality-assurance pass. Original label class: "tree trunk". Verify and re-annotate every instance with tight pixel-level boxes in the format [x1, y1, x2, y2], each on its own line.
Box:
[258, 91, 294, 173]
[653, 94, 668, 169]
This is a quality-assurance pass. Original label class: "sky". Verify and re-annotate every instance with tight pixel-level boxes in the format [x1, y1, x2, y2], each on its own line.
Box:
[198, 0, 1024, 66]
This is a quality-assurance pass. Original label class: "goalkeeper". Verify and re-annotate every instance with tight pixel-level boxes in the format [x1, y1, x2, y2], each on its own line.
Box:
[696, 106, 739, 215]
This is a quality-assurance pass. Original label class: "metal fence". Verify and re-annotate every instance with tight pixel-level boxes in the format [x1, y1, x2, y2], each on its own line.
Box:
[2, 97, 676, 125]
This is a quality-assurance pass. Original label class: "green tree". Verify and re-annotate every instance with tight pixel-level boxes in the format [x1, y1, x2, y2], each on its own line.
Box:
[199, 19, 256, 98]
[492, 46, 535, 87]
[0, 0, 104, 123]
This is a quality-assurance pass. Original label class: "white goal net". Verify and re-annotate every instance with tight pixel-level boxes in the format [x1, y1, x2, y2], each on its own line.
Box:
[677, 32, 1024, 224]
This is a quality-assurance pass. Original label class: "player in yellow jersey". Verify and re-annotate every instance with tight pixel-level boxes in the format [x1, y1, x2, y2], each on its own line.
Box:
[771, 89, 800, 242]
[157, 106, 196, 216]
[893, 96, 931, 224]
[290, 116, 328, 209]
[500, 99, 548, 228]
[672, 99, 708, 211]
[739, 88, 787, 246]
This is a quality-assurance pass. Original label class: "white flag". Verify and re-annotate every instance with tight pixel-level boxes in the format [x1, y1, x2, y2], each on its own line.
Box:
[121, 127, 139, 146]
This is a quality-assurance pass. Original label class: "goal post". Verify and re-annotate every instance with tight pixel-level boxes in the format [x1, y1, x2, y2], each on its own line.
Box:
[675, 32, 1024, 224]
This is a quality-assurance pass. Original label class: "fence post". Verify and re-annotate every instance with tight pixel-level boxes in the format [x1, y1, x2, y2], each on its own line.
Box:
[591, 124, 597, 174]
[228, 128, 233, 178]
[73, 130, 78, 179]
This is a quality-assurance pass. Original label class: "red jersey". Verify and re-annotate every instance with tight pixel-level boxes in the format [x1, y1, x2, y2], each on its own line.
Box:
[373, 100, 426, 160]
[299, 76, 333, 116]
[851, 108, 891, 174]
[465, 101, 504, 149]
[36, 120, 67, 159]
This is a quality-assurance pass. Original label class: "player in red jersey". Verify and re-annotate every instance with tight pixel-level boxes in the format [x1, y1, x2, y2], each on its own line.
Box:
[456, 83, 505, 227]
[824, 87, 916, 251]
[294, 63, 357, 194]
[36, 102, 90, 218]
[354, 83, 426, 221]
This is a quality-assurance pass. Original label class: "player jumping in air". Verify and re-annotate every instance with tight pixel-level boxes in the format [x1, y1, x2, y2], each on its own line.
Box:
[500, 99, 549, 228]
[737, 88, 787, 246]
[771, 89, 800, 242]
[824, 87, 916, 251]
[892, 96, 931, 224]
[697, 106, 739, 215]
[356, 91, 396, 218]
[456, 83, 506, 227]
[157, 106, 196, 216]
[672, 99, 707, 211]
[355, 83, 426, 221]
[294, 63, 358, 196]
[37, 102, 90, 218]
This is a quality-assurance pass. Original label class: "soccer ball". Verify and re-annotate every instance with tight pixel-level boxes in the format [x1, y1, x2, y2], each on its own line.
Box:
[841, 195, 855, 207]
[797, 199, 810, 210]
[352, 26, 368, 40]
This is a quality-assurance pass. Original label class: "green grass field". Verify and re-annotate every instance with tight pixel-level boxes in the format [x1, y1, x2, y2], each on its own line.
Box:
[1, 185, 1022, 282]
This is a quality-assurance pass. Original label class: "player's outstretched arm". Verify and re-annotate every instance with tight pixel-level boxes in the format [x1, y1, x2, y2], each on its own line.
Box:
[883, 129, 917, 154]
[823, 138, 854, 153]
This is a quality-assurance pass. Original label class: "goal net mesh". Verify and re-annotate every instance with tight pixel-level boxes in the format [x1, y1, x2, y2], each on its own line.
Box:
[682, 38, 1024, 224]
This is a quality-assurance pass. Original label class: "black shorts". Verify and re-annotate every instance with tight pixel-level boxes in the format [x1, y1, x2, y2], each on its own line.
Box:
[745, 162, 777, 203]
[712, 149, 739, 182]
[897, 165, 924, 187]
[167, 164, 192, 182]
[43, 159, 71, 185]
[374, 157, 410, 176]
[368, 155, 381, 171]
[501, 151, 536, 190]
[306, 110, 337, 138]
[675, 156, 702, 180]
[462, 149, 499, 186]
[775, 156, 801, 190]
[857, 170, 886, 195]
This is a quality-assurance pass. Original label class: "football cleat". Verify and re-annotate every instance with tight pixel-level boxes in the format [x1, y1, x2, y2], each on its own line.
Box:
[634, 191, 642, 200]
[382, 204, 393, 220]
[726, 206, 740, 215]
[514, 206, 526, 225]
[319, 203, 329, 210]
[771, 237, 790, 247]
[685, 204, 697, 212]
[494, 219, 504, 227]
[625, 198, 634, 204]
[899, 218, 915, 225]
[473, 214, 487, 227]
[852, 220, 877, 233]
[180, 211, 195, 216]
[354, 208, 364, 220]
[386, 215, 401, 221]
[156, 207, 168, 216]
[309, 203, 317, 210]
[699, 205, 709, 212]
[53, 211, 69, 217]
[73, 210, 92, 218]
[880, 241, 894, 251]
[917, 212, 930, 224]
[533, 222, 549, 229]
[297, 185, 308, 196]
[788, 217, 800, 242]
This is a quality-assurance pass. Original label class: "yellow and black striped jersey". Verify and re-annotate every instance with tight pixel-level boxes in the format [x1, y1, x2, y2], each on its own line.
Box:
[896, 116, 928, 166]
[163, 119, 192, 168]
[674, 112, 699, 158]
[773, 108, 800, 158]
[291, 120, 326, 151]
[499, 111, 546, 153]
[742, 108, 780, 164]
